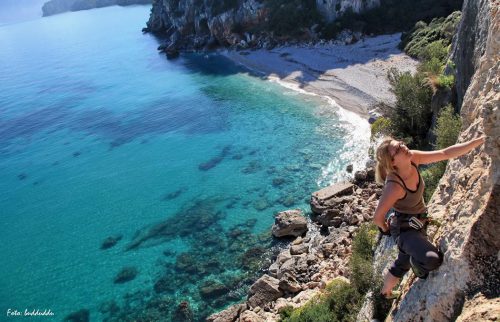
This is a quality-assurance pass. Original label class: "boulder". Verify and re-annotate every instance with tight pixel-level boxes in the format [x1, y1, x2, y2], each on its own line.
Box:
[310, 183, 354, 214]
[279, 272, 302, 293]
[290, 244, 308, 255]
[207, 303, 246, 322]
[354, 170, 367, 182]
[247, 275, 283, 308]
[272, 210, 307, 238]
[316, 209, 343, 227]
[238, 309, 263, 322]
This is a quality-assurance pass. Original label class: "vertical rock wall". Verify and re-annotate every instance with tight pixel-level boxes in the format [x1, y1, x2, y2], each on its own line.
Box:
[387, 1, 499, 320]
[450, 0, 492, 109]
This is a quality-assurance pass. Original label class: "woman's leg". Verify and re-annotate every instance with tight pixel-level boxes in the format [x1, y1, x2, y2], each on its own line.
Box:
[399, 229, 443, 276]
[382, 249, 411, 296]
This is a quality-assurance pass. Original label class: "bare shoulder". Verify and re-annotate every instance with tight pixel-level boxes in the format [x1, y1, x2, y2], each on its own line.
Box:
[382, 176, 406, 200]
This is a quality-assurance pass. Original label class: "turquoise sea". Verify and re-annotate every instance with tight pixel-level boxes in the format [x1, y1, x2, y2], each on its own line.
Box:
[0, 5, 369, 321]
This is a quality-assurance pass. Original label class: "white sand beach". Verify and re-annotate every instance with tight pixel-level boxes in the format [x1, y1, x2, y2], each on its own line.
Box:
[223, 33, 418, 119]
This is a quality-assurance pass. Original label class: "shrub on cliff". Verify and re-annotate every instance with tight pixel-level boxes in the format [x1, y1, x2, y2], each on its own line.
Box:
[349, 223, 378, 295]
[279, 279, 358, 322]
[421, 104, 462, 201]
[387, 68, 433, 148]
[401, 11, 462, 59]
[371, 117, 393, 139]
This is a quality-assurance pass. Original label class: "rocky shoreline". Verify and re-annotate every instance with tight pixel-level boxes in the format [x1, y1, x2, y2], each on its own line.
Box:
[208, 165, 383, 321]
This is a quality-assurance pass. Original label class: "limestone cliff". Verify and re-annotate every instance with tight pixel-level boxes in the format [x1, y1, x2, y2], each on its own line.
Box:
[145, 0, 380, 52]
[375, 0, 499, 320]
[42, 0, 152, 17]
[145, 0, 267, 50]
[450, 0, 492, 109]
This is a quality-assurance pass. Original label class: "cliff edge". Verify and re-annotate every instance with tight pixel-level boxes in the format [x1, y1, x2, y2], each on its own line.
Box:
[384, 0, 499, 320]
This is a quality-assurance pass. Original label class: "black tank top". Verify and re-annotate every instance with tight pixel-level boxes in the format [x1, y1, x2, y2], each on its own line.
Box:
[385, 162, 427, 215]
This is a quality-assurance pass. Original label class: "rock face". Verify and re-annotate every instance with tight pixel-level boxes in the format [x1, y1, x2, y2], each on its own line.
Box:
[383, 1, 499, 321]
[145, 0, 381, 52]
[146, 0, 266, 51]
[42, 0, 152, 17]
[450, 0, 492, 109]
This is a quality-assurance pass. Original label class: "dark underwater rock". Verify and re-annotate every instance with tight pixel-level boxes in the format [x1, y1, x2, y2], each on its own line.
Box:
[100, 234, 123, 250]
[63, 309, 89, 322]
[200, 280, 230, 299]
[113, 266, 138, 284]
[199, 145, 231, 171]
[162, 187, 187, 201]
[172, 301, 194, 322]
[126, 198, 225, 250]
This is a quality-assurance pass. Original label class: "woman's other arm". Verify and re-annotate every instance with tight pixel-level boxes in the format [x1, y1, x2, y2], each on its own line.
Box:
[411, 136, 486, 165]
[373, 183, 404, 232]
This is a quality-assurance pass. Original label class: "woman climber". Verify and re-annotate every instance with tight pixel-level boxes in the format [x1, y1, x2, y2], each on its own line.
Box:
[373, 135, 486, 299]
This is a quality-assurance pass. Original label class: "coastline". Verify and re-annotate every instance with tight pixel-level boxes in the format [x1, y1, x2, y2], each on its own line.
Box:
[222, 33, 418, 120]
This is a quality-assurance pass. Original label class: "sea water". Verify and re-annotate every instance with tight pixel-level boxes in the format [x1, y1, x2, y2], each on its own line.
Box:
[0, 6, 369, 321]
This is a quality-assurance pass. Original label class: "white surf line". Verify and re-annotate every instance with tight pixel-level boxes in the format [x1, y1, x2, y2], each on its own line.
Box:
[223, 50, 371, 185]
[264, 74, 371, 186]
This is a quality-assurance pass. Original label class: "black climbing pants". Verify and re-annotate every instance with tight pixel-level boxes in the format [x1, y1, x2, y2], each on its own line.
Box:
[388, 212, 443, 278]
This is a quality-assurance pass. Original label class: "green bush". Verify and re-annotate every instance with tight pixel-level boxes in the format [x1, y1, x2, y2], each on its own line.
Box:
[435, 74, 455, 89]
[435, 104, 462, 149]
[418, 56, 443, 77]
[350, 223, 378, 294]
[421, 162, 446, 202]
[387, 68, 433, 149]
[421, 105, 461, 201]
[280, 279, 359, 322]
[371, 117, 393, 138]
[401, 11, 461, 58]
[420, 40, 449, 64]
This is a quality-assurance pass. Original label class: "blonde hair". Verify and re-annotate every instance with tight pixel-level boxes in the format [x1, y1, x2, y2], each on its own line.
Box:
[375, 137, 396, 184]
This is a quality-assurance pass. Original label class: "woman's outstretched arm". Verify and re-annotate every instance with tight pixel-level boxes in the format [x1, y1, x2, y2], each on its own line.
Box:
[411, 136, 486, 165]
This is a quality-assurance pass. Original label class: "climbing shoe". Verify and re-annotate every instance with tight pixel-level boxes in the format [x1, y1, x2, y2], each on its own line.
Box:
[410, 257, 429, 279]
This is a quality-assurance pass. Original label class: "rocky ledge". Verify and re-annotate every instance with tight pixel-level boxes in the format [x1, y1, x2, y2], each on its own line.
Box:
[208, 166, 382, 321]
